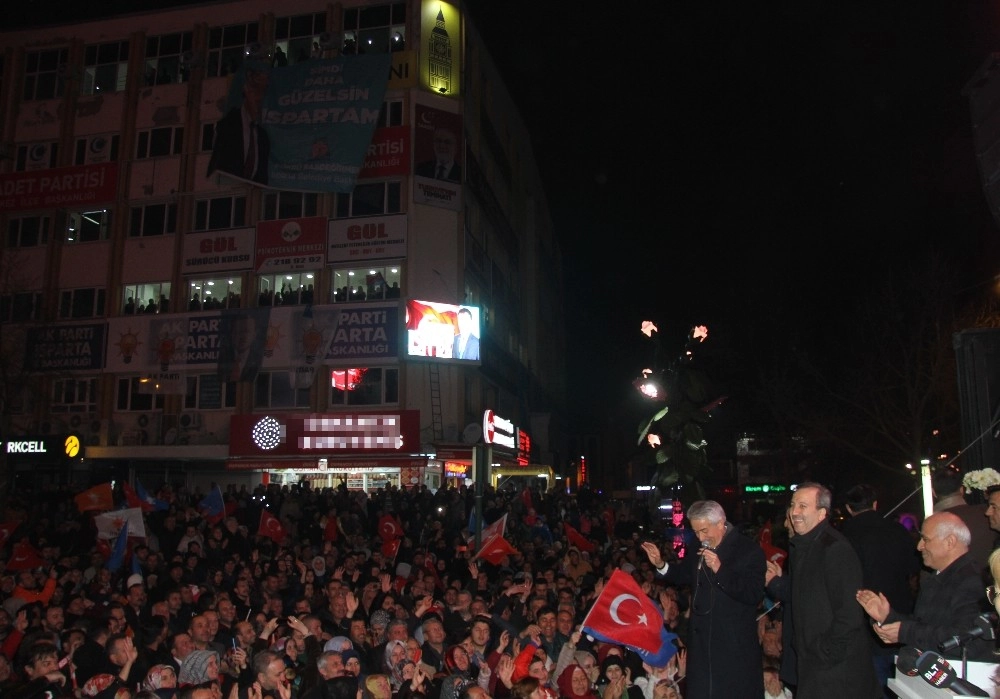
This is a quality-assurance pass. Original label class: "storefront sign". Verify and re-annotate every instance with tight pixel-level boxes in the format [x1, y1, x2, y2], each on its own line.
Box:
[483, 409, 515, 449]
[1, 436, 67, 459]
[0, 162, 118, 212]
[256, 217, 327, 272]
[328, 214, 407, 263]
[182, 230, 254, 272]
[230, 411, 420, 456]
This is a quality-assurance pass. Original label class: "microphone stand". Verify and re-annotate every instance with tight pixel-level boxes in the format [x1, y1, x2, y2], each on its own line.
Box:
[961, 644, 968, 680]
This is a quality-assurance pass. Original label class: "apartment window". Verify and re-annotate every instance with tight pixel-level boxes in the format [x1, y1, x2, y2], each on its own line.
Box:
[7, 216, 51, 247]
[274, 12, 327, 65]
[207, 22, 259, 78]
[74, 135, 120, 165]
[254, 371, 311, 409]
[16, 143, 59, 172]
[258, 271, 317, 306]
[333, 181, 401, 218]
[261, 191, 319, 221]
[0, 293, 43, 322]
[136, 127, 184, 158]
[66, 209, 112, 243]
[186, 277, 242, 310]
[201, 123, 215, 152]
[82, 40, 129, 95]
[144, 31, 194, 85]
[184, 374, 237, 410]
[23, 48, 68, 100]
[123, 283, 171, 314]
[194, 196, 246, 231]
[51, 378, 98, 413]
[116, 377, 165, 411]
[129, 203, 177, 237]
[59, 288, 106, 319]
[342, 4, 406, 55]
[377, 99, 404, 128]
[330, 367, 398, 406]
[331, 264, 401, 302]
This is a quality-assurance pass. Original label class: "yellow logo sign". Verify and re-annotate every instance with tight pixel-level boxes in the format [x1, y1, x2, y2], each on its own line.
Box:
[64, 435, 80, 458]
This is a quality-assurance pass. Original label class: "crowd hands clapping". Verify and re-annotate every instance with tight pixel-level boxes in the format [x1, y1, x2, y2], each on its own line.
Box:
[0, 479, 812, 699]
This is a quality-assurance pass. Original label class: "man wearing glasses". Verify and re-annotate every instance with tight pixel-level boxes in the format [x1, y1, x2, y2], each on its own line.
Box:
[856, 511, 995, 661]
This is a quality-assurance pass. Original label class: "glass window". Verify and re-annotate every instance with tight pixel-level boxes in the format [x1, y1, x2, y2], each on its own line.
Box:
[7, 216, 51, 247]
[16, 142, 59, 172]
[65, 209, 111, 243]
[333, 181, 402, 218]
[377, 100, 404, 128]
[144, 31, 194, 85]
[129, 203, 177, 237]
[82, 40, 129, 94]
[123, 283, 171, 315]
[184, 374, 237, 410]
[257, 271, 317, 306]
[51, 378, 98, 413]
[59, 288, 106, 319]
[116, 377, 166, 411]
[207, 22, 259, 77]
[260, 191, 319, 221]
[74, 135, 120, 165]
[254, 371, 311, 408]
[330, 264, 401, 303]
[273, 12, 327, 65]
[23, 48, 68, 100]
[341, 3, 406, 54]
[194, 196, 247, 231]
[186, 277, 242, 310]
[0, 293, 43, 323]
[136, 127, 184, 158]
[330, 367, 398, 406]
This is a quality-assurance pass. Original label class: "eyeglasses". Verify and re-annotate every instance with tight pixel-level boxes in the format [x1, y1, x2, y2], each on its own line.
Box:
[987, 586, 997, 606]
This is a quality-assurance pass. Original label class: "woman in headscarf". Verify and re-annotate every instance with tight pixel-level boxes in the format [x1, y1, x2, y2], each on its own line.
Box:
[556, 664, 599, 699]
[142, 664, 178, 699]
[384, 639, 409, 688]
[363, 673, 394, 699]
[178, 649, 220, 687]
[437, 645, 475, 699]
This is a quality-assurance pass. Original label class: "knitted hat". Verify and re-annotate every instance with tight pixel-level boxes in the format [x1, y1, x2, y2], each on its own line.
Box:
[178, 649, 219, 685]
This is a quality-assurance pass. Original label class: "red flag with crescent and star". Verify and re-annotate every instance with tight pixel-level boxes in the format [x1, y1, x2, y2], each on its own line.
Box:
[7, 541, 46, 571]
[475, 533, 519, 565]
[582, 568, 665, 655]
[258, 509, 287, 544]
[382, 536, 401, 560]
[378, 513, 403, 542]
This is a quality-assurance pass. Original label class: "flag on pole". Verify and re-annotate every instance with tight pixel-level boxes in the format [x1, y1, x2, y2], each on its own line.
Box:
[563, 522, 596, 553]
[382, 536, 401, 561]
[106, 521, 129, 571]
[582, 569, 673, 658]
[258, 509, 287, 543]
[198, 485, 225, 525]
[378, 514, 403, 542]
[481, 513, 507, 543]
[393, 561, 412, 593]
[475, 533, 519, 565]
[75, 483, 114, 512]
[135, 479, 168, 512]
[7, 541, 45, 570]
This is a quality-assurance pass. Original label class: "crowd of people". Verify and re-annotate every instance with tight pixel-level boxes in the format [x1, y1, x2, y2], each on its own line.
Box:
[1, 470, 999, 699]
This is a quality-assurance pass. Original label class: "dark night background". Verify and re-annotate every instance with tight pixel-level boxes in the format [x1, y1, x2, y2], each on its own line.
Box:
[10, 1, 1000, 500]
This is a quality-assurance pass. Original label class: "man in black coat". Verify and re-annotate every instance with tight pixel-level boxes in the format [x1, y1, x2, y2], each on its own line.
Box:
[207, 66, 270, 185]
[841, 483, 921, 697]
[641, 500, 765, 698]
[856, 511, 995, 662]
[768, 482, 880, 699]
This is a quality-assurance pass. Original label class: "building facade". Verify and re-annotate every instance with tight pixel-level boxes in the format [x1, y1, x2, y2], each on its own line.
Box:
[0, 0, 568, 495]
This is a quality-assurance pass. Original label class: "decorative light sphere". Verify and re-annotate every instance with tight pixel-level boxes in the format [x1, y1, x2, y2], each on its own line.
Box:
[252, 416, 283, 450]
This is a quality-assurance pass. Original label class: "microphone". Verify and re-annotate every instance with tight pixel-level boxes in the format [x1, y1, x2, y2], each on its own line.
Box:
[696, 540, 711, 571]
[894, 646, 922, 676]
[939, 612, 997, 652]
[914, 650, 989, 696]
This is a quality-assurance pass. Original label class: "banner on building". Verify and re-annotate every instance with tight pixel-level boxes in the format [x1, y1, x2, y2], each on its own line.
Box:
[24, 323, 106, 372]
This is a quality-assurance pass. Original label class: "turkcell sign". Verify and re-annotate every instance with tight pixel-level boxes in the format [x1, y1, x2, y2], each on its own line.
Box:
[4, 440, 48, 453]
[483, 410, 516, 449]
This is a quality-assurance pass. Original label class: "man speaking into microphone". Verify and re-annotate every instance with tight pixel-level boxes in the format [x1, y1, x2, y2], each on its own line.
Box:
[641, 500, 765, 698]
[856, 511, 995, 662]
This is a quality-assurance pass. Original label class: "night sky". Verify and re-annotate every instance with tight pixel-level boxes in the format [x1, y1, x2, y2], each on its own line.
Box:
[469, 3, 1000, 435]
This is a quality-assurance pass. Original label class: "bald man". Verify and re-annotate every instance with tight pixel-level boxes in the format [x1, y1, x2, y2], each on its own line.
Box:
[856, 511, 994, 661]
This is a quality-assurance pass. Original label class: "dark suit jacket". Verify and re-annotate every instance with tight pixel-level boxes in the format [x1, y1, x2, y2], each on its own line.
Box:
[453, 333, 480, 360]
[207, 107, 270, 184]
[415, 160, 461, 182]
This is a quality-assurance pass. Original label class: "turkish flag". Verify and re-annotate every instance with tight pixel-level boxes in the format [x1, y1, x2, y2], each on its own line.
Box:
[563, 522, 595, 553]
[7, 541, 46, 571]
[480, 513, 508, 543]
[74, 483, 114, 513]
[475, 533, 519, 565]
[258, 510, 287, 544]
[378, 514, 402, 542]
[424, 554, 445, 591]
[761, 543, 787, 568]
[758, 520, 773, 547]
[582, 569, 665, 655]
[382, 537, 401, 561]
